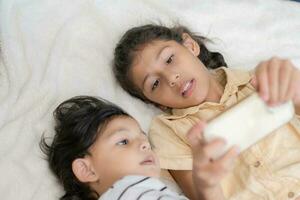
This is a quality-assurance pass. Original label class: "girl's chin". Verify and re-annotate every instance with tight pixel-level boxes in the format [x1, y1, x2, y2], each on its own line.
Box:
[193, 92, 207, 104]
[187, 97, 205, 107]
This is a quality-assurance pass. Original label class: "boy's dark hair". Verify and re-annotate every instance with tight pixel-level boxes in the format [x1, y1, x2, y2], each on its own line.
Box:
[40, 96, 129, 200]
[113, 24, 227, 104]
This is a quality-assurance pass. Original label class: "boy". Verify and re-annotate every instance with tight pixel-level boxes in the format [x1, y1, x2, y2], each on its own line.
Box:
[41, 96, 237, 200]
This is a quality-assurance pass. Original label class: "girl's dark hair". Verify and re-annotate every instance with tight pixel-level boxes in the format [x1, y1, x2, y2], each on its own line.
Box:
[113, 24, 227, 104]
[40, 96, 129, 200]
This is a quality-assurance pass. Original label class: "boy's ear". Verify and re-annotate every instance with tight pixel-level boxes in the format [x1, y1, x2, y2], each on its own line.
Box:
[156, 104, 170, 111]
[72, 158, 98, 183]
[158, 105, 168, 111]
[182, 33, 200, 57]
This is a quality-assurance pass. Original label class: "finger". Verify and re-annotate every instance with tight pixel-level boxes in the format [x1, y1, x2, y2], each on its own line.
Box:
[215, 145, 239, 170]
[202, 138, 226, 159]
[187, 121, 206, 147]
[295, 196, 300, 200]
[250, 76, 258, 90]
[286, 71, 297, 102]
[294, 71, 300, 104]
[268, 58, 280, 106]
[279, 61, 292, 103]
[195, 153, 237, 184]
[256, 61, 269, 101]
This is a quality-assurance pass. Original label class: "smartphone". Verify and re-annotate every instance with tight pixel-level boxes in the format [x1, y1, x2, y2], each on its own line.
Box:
[204, 93, 295, 158]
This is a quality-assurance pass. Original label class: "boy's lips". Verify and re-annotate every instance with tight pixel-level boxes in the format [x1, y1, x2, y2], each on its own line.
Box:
[181, 79, 195, 97]
[140, 155, 156, 165]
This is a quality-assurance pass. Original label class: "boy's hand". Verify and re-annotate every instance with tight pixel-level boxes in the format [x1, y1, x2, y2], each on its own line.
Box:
[187, 121, 239, 198]
[251, 57, 300, 109]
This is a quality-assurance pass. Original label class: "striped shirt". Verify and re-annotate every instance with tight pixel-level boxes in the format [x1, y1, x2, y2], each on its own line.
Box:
[99, 175, 189, 200]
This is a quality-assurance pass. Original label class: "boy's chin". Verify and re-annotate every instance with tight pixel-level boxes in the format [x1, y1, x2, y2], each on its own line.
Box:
[141, 168, 161, 178]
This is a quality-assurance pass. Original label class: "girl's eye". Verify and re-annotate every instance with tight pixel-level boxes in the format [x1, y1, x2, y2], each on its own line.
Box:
[166, 55, 174, 64]
[151, 80, 160, 91]
[116, 139, 129, 145]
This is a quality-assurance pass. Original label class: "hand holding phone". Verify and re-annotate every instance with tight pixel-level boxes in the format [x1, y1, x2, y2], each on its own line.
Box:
[204, 93, 295, 158]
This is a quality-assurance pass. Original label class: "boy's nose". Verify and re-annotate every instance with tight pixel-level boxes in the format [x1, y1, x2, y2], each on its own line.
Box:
[140, 141, 151, 151]
[169, 73, 180, 87]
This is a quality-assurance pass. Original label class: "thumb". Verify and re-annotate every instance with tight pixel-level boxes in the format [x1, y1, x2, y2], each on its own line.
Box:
[187, 121, 206, 149]
[250, 75, 258, 89]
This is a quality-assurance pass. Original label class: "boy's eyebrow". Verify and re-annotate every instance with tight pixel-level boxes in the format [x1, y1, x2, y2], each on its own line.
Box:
[108, 128, 147, 137]
[106, 128, 146, 139]
[105, 128, 128, 138]
[142, 45, 170, 90]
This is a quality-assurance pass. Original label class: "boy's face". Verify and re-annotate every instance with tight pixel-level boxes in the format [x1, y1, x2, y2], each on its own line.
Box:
[88, 116, 160, 186]
[130, 38, 214, 109]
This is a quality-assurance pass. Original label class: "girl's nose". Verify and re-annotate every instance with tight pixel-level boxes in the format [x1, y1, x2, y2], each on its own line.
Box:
[169, 74, 180, 87]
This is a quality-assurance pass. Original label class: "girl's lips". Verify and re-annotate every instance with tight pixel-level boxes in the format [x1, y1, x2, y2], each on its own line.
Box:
[181, 79, 195, 97]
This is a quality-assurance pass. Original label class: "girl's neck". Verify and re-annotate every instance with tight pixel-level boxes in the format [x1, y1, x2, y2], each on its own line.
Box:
[206, 77, 224, 103]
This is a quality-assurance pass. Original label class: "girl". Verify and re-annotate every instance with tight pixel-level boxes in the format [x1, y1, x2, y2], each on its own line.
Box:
[40, 96, 231, 200]
[113, 24, 300, 200]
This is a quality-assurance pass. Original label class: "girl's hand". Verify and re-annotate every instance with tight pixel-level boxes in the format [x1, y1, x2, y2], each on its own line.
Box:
[251, 57, 300, 108]
[187, 121, 239, 199]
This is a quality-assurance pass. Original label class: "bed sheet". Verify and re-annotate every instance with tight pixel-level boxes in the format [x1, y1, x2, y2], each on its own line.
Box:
[0, 0, 300, 199]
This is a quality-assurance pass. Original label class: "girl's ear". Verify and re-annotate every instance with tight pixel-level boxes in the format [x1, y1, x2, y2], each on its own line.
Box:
[182, 33, 200, 57]
[72, 158, 99, 183]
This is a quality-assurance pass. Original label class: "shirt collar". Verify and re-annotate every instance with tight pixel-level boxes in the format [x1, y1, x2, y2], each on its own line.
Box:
[170, 67, 252, 118]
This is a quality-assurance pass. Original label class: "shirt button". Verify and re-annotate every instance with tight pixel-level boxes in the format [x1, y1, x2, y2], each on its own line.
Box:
[254, 161, 261, 167]
[288, 192, 294, 198]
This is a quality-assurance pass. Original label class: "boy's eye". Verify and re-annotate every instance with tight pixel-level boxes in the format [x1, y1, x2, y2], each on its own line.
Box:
[116, 139, 129, 145]
[166, 55, 174, 64]
[151, 80, 160, 91]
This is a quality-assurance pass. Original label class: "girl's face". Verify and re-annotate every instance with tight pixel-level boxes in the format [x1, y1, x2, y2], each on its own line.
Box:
[130, 35, 215, 109]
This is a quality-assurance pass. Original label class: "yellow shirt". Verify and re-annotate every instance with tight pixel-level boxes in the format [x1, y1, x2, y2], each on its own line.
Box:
[149, 67, 300, 199]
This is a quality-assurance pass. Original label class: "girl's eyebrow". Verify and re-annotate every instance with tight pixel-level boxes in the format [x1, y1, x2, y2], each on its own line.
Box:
[156, 45, 170, 60]
[142, 45, 170, 90]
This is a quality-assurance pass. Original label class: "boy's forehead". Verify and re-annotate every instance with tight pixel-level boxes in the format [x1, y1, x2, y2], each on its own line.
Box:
[101, 116, 142, 137]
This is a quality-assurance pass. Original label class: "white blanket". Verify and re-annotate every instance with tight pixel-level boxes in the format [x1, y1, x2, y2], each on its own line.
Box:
[0, 0, 300, 199]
